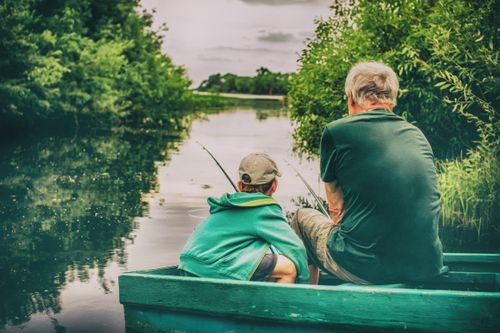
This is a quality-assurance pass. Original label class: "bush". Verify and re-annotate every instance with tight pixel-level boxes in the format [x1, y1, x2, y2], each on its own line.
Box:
[288, 0, 495, 156]
[0, 0, 192, 134]
[439, 142, 499, 236]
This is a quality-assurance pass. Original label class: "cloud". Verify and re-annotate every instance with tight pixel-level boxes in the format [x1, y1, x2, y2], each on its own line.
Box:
[258, 31, 296, 43]
[298, 30, 313, 37]
[198, 54, 233, 62]
[240, 0, 321, 6]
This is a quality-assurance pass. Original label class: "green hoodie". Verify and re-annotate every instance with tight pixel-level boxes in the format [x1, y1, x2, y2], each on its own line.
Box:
[179, 192, 310, 284]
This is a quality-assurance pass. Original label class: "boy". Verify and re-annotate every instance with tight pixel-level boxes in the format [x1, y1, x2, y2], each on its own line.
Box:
[179, 153, 309, 284]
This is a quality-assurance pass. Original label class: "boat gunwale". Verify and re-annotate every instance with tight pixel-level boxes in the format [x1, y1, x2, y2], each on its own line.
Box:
[119, 270, 500, 332]
[119, 269, 500, 298]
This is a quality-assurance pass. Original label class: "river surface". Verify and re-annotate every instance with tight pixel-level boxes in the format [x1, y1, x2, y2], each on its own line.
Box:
[0, 103, 323, 333]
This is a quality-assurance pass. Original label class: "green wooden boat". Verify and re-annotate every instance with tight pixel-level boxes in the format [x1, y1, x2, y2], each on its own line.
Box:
[119, 253, 500, 333]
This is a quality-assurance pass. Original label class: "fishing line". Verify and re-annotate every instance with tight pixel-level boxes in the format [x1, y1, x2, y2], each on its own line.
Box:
[196, 141, 238, 192]
[285, 160, 330, 217]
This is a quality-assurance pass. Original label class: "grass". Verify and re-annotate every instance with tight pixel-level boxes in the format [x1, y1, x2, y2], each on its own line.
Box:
[438, 140, 499, 239]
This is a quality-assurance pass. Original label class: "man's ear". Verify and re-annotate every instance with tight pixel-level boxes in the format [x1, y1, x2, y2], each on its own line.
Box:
[347, 91, 358, 116]
[348, 91, 355, 106]
[237, 180, 243, 192]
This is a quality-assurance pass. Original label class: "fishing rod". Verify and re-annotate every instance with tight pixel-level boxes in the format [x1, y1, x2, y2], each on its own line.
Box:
[285, 161, 330, 218]
[196, 141, 239, 192]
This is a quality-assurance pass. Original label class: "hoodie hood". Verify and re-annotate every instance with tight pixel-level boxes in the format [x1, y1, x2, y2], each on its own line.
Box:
[208, 192, 280, 214]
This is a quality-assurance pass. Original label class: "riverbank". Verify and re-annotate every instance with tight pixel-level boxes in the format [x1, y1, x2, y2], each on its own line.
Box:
[194, 91, 287, 102]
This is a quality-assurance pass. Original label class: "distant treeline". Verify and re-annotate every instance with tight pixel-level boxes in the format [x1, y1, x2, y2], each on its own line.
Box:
[0, 0, 193, 134]
[197, 67, 291, 95]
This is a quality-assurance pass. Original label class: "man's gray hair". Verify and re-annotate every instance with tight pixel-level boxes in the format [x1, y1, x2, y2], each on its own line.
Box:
[345, 61, 399, 107]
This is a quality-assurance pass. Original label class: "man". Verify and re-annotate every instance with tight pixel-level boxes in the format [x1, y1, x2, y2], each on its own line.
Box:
[291, 61, 443, 284]
[179, 153, 309, 284]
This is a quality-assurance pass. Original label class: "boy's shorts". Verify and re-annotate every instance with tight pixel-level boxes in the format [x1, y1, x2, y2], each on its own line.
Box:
[179, 253, 278, 281]
[251, 253, 278, 281]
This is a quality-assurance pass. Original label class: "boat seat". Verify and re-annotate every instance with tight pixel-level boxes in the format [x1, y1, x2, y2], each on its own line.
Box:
[322, 266, 451, 288]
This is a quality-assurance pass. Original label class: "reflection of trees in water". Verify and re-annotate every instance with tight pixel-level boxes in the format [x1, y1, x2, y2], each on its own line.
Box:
[0, 131, 181, 327]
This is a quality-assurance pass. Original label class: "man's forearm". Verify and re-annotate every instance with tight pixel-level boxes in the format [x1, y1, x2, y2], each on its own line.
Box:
[324, 181, 344, 224]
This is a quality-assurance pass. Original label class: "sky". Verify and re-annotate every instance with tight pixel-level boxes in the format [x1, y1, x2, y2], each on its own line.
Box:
[140, 0, 332, 87]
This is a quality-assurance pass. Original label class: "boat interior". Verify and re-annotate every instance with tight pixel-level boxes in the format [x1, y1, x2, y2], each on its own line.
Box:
[132, 253, 500, 293]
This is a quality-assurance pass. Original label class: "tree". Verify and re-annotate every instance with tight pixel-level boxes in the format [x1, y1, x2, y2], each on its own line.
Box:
[198, 68, 291, 95]
[0, 0, 192, 134]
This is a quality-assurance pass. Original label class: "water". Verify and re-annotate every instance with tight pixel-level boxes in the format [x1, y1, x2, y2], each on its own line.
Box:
[0, 104, 323, 333]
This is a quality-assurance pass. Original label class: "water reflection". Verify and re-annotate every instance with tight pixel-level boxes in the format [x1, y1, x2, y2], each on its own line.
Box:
[0, 102, 323, 332]
[0, 131, 182, 329]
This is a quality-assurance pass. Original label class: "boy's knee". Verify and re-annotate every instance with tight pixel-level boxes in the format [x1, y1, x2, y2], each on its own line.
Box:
[282, 258, 297, 278]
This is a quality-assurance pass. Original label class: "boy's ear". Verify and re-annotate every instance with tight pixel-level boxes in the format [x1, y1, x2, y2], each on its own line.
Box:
[267, 179, 278, 195]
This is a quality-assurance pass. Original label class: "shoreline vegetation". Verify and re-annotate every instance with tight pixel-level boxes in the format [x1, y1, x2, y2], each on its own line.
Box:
[194, 91, 286, 102]
[1, 1, 498, 249]
[0, 0, 196, 138]
[197, 67, 292, 96]
[289, 0, 499, 248]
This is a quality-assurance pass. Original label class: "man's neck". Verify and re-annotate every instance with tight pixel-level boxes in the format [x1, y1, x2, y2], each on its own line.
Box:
[348, 102, 393, 116]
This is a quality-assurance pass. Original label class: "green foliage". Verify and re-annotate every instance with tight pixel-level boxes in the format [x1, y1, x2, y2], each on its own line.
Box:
[0, 0, 192, 132]
[189, 93, 239, 109]
[198, 67, 292, 95]
[290, 0, 499, 238]
[439, 142, 499, 237]
[289, 4, 358, 154]
[289, 0, 492, 155]
[430, 0, 500, 236]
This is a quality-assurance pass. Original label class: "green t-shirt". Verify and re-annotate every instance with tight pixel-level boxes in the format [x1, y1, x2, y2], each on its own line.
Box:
[320, 109, 443, 283]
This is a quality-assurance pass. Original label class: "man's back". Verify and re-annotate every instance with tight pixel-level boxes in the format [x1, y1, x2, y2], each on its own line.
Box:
[321, 109, 443, 283]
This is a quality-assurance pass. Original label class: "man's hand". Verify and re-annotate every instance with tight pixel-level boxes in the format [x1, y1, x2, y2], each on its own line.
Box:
[325, 181, 344, 225]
